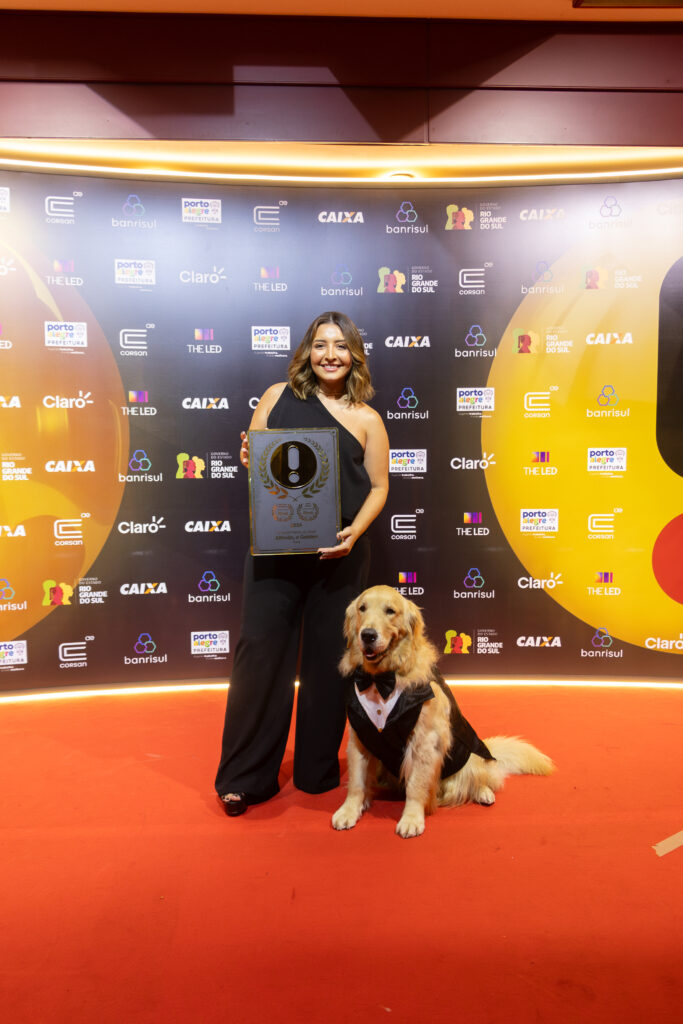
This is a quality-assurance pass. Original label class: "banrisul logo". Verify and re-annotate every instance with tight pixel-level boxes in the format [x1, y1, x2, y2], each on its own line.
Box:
[112, 194, 157, 229]
[387, 201, 428, 234]
[322, 265, 363, 298]
[387, 387, 428, 421]
[189, 570, 231, 604]
[125, 633, 168, 666]
[182, 198, 222, 224]
[120, 450, 163, 483]
[454, 324, 493, 360]
[115, 259, 156, 287]
[44, 322, 87, 349]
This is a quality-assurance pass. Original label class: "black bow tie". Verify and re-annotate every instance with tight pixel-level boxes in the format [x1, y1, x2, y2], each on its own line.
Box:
[353, 667, 397, 700]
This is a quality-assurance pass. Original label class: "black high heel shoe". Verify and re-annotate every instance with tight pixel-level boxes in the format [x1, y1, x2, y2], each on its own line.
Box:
[220, 793, 248, 817]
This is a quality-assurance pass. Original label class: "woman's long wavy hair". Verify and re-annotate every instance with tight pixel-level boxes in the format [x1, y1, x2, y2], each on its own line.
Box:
[288, 311, 374, 404]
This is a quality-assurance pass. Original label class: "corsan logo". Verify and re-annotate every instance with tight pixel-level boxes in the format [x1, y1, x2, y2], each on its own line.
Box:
[45, 460, 95, 473]
[318, 211, 364, 224]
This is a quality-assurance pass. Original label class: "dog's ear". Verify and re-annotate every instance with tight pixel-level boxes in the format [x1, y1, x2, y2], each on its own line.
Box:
[343, 597, 359, 646]
[405, 598, 426, 642]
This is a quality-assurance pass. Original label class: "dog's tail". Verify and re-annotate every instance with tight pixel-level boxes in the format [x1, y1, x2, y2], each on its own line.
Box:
[484, 735, 555, 777]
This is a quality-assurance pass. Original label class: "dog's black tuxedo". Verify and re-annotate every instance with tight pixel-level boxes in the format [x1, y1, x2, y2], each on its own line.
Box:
[347, 667, 494, 781]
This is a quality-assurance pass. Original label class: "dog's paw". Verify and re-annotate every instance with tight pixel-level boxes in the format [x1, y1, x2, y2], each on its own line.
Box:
[475, 786, 496, 805]
[396, 812, 425, 838]
[332, 802, 363, 831]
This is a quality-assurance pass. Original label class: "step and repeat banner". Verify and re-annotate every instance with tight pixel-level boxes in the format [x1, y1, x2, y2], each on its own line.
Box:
[0, 171, 681, 690]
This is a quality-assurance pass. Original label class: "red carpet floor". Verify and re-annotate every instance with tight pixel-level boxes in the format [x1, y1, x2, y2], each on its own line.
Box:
[0, 684, 681, 1024]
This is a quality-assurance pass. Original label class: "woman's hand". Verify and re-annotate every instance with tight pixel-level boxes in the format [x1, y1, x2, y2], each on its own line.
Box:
[318, 526, 357, 560]
[240, 431, 249, 469]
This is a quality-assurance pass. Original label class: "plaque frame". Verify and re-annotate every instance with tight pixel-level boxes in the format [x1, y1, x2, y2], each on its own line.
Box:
[247, 428, 341, 555]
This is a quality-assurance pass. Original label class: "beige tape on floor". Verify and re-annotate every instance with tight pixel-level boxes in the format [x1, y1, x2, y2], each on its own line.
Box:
[652, 830, 683, 857]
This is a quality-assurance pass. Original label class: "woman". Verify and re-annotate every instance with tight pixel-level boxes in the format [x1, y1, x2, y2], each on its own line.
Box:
[215, 311, 389, 816]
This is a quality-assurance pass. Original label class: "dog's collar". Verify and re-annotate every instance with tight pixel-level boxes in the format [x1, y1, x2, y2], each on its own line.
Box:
[353, 667, 397, 700]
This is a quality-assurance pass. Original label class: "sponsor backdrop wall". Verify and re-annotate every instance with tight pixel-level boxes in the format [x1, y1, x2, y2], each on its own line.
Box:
[0, 171, 682, 690]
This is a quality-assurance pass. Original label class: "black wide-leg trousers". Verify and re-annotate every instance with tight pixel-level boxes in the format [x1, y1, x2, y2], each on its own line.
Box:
[215, 535, 370, 803]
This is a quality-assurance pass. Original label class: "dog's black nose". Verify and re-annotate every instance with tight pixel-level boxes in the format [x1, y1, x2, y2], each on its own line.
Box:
[360, 629, 378, 645]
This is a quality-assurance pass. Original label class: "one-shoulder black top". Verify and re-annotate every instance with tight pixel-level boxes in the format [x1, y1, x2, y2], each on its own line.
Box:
[267, 385, 371, 525]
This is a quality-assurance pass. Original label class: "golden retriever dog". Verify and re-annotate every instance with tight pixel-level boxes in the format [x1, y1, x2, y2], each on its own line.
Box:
[332, 585, 554, 838]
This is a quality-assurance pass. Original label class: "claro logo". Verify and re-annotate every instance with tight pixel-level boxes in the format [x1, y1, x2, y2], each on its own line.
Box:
[450, 452, 495, 470]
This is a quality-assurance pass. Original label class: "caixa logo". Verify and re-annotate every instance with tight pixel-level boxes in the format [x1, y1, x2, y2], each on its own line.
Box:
[516, 636, 562, 647]
[118, 515, 166, 535]
[385, 335, 430, 348]
[45, 459, 95, 473]
[586, 332, 633, 345]
[450, 452, 495, 470]
[184, 520, 231, 533]
[120, 582, 168, 596]
[181, 397, 229, 410]
[317, 211, 364, 223]
[517, 572, 563, 590]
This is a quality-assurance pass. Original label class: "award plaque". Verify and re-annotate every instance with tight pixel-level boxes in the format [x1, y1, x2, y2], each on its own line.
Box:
[248, 428, 341, 555]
